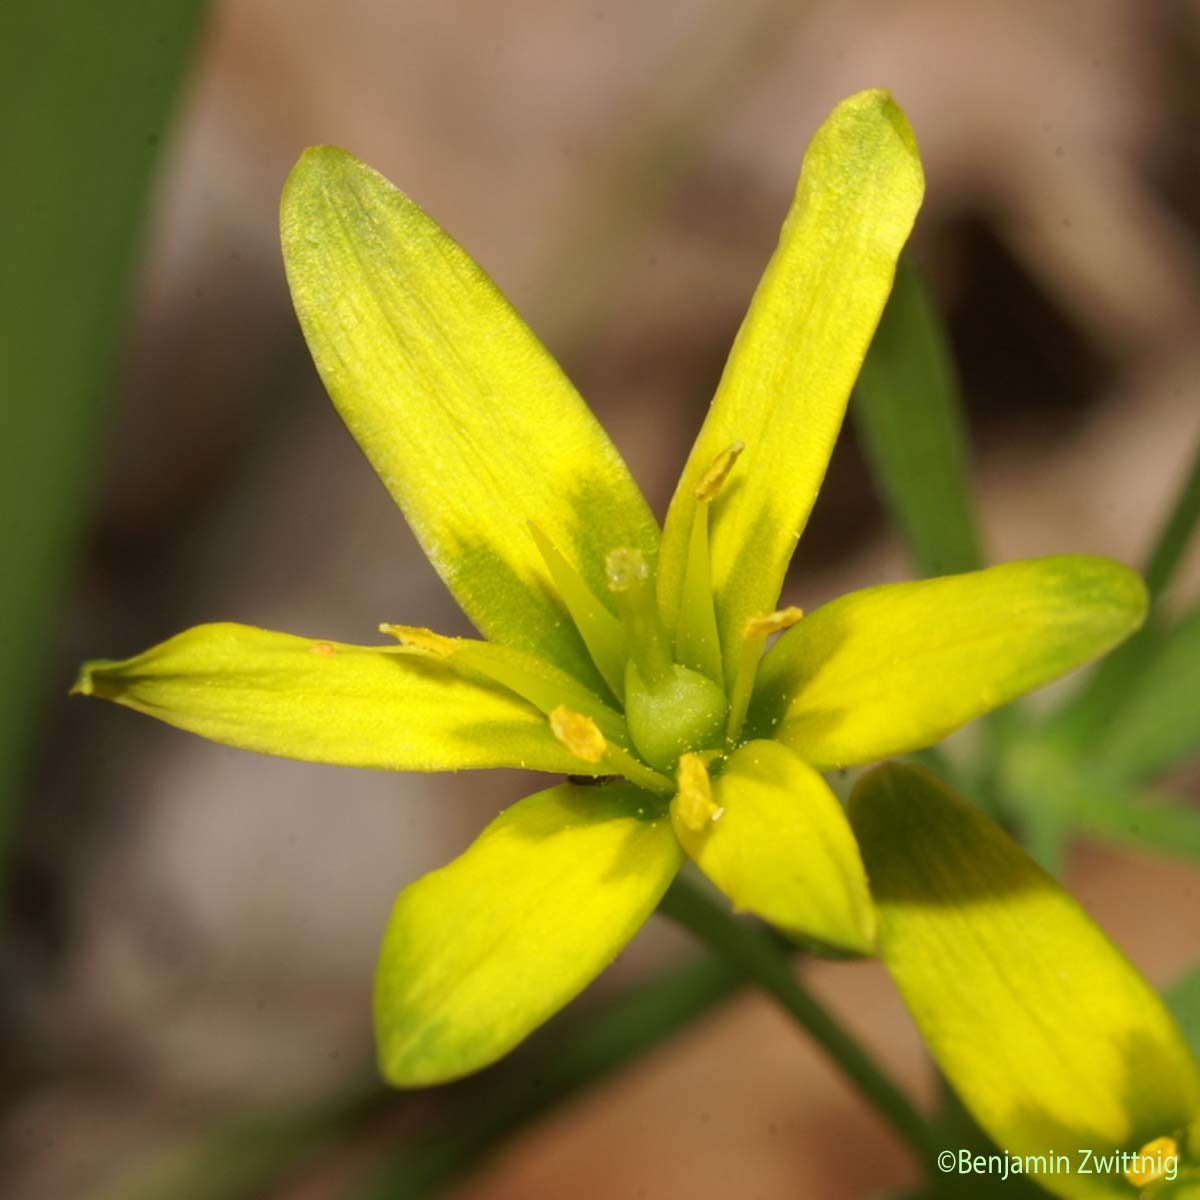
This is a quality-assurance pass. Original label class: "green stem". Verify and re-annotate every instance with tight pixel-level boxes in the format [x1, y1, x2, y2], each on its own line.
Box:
[658, 873, 942, 1171]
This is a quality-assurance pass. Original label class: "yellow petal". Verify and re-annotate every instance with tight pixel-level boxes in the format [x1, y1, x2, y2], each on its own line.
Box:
[749, 555, 1147, 770]
[852, 763, 1200, 1198]
[281, 148, 658, 689]
[658, 90, 923, 682]
[671, 741, 875, 954]
[374, 780, 681, 1084]
[74, 623, 595, 774]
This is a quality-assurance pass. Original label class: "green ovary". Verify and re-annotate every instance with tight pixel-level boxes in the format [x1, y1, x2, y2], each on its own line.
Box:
[623, 659, 728, 773]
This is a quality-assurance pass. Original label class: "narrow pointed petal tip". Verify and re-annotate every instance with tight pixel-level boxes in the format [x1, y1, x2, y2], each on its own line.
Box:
[70, 660, 102, 697]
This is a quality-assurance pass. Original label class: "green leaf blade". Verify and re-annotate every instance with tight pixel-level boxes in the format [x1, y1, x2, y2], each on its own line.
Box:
[1081, 606, 1200, 785]
[0, 0, 206, 886]
[1144, 439, 1200, 603]
[853, 255, 984, 578]
[1168, 966, 1200, 1064]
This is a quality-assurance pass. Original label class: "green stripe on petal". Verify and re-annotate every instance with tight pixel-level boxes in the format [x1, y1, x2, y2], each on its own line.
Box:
[374, 780, 682, 1085]
[671, 741, 875, 955]
[657, 89, 923, 682]
[748, 556, 1147, 770]
[281, 148, 658, 688]
[851, 763, 1200, 1198]
[74, 623, 591, 774]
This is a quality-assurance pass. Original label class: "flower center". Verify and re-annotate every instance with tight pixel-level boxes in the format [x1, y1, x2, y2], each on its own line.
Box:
[606, 546, 727, 773]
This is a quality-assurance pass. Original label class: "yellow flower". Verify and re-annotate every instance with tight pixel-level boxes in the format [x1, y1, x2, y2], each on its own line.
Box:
[74, 91, 1145, 1087]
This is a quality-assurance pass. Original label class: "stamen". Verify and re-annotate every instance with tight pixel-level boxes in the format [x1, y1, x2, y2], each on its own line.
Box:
[672, 753, 723, 831]
[674, 442, 745, 686]
[604, 743, 678, 795]
[379, 624, 456, 657]
[606, 548, 672, 685]
[528, 523, 627, 701]
[1125, 1135, 1179, 1187]
[550, 705, 607, 764]
[694, 440, 745, 502]
[311, 640, 337, 657]
[726, 608, 804, 744]
[743, 607, 804, 639]
[382, 624, 630, 745]
[367, 625, 681, 794]
[676, 507, 724, 687]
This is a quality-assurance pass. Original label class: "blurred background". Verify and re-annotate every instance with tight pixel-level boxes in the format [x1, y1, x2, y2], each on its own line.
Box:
[4, 2, 1200, 1197]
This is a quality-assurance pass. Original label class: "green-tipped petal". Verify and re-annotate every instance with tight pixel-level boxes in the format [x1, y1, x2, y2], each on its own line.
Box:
[851, 763, 1200, 1198]
[658, 89, 923, 681]
[281, 148, 658, 688]
[671, 741, 875, 955]
[374, 781, 681, 1085]
[74, 623, 595, 774]
[749, 555, 1147, 770]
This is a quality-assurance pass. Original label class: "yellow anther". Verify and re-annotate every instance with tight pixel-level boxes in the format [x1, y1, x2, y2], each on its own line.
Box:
[605, 547, 672, 684]
[1125, 1135, 1179, 1187]
[550, 705, 607, 764]
[379, 624, 456, 658]
[743, 607, 804, 640]
[311, 640, 336, 657]
[672, 753, 722, 832]
[605, 547, 651, 593]
[694, 440, 745, 502]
